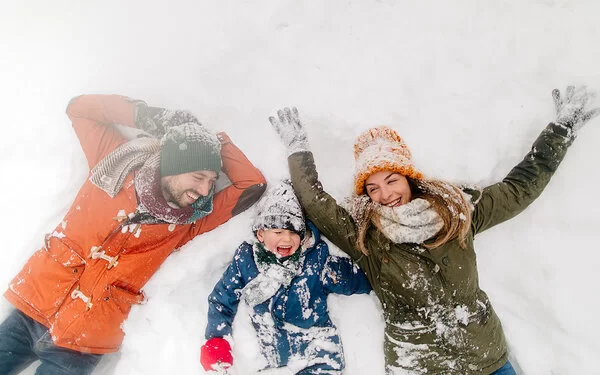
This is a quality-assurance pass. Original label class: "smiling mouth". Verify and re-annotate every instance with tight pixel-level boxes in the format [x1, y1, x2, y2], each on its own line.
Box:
[186, 191, 200, 201]
[384, 197, 403, 207]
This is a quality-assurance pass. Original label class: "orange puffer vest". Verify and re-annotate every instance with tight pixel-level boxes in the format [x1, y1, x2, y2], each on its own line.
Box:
[4, 95, 265, 354]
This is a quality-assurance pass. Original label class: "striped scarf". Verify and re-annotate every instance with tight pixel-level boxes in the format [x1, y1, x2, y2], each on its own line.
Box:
[90, 136, 160, 198]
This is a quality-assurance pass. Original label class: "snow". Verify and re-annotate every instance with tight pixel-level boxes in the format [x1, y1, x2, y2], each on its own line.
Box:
[1, 1, 599, 374]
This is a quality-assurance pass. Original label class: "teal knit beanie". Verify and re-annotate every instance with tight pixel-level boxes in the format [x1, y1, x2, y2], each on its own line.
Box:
[160, 123, 222, 177]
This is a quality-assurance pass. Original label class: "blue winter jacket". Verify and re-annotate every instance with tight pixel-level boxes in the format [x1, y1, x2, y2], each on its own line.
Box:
[205, 222, 371, 372]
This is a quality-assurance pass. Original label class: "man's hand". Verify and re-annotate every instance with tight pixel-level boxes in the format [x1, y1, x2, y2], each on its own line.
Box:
[268, 107, 310, 155]
[200, 337, 233, 372]
[552, 85, 600, 133]
[135, 102, 201, 137]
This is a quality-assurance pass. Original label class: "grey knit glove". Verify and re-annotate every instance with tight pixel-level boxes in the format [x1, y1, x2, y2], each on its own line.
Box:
[552, 85, 600, 134]
[268, 107, 310, 155]
[135, 102, 201, 138]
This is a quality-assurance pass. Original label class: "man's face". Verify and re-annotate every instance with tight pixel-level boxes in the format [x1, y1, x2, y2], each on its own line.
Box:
[160, 170, 218, 208]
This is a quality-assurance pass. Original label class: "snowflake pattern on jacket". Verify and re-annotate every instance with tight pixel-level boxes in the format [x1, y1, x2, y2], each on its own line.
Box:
[205, 222, 372, 374]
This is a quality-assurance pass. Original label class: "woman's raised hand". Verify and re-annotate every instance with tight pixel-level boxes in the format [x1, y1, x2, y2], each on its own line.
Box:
[552, 85, 600, 133]
[269, 107, 310, 155]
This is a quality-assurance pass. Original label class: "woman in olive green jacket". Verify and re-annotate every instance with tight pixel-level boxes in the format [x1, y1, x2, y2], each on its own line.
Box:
[268, 86, 599, 374]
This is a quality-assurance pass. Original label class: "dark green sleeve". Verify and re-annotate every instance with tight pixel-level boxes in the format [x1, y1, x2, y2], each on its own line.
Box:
[472, 123, 573, 235]
[288, 152, 364, 261]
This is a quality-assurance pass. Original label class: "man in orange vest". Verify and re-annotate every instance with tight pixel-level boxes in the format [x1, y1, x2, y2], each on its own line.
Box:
[0, 95, 266, 374]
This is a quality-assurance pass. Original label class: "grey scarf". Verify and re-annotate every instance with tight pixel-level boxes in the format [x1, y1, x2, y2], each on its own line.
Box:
[374, 198, 443, 245]
[90, 136, 160, 198]
[242, 240, 311, 308]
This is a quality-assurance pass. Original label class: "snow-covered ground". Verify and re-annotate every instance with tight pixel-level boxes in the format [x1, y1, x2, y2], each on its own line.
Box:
[1, 1, 599, 374]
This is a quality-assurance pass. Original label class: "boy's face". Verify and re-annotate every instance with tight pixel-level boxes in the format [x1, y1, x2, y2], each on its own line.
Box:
[256, 228, 301, 258]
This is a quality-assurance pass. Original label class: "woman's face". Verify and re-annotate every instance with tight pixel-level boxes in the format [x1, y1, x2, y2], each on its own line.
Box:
[365, 171, 412, 207]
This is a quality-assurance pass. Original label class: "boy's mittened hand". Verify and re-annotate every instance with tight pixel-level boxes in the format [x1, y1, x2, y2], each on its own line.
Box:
[269, 107, 310, 155]
[201, 337, 233, 372]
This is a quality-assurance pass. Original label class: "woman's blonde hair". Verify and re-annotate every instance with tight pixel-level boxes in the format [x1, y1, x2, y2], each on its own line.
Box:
[353, 177, 472, 255]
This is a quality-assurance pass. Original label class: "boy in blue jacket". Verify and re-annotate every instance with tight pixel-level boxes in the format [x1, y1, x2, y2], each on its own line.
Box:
[201, 180, 372, 374]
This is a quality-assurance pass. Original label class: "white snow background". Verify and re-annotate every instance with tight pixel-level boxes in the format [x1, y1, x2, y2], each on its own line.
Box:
[1, 1, 599, 374]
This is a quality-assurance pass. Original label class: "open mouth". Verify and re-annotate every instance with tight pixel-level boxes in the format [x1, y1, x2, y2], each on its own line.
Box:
[276, 246, 293, 257]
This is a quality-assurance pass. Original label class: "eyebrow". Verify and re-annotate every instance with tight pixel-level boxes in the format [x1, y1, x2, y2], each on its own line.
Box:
[366, 172, 399, 186]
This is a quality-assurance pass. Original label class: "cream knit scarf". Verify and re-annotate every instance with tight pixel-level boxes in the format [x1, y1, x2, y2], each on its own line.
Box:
[373, 198, 444, 245]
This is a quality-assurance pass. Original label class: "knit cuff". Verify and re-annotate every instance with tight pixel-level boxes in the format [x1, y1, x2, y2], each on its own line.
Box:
[287, 139, 310, 156]
[548, 122, 575, 140]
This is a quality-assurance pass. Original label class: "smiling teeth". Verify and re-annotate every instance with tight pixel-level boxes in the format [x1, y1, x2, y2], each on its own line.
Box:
[386, 198, 401, 207]
[187, 192, 199, 200]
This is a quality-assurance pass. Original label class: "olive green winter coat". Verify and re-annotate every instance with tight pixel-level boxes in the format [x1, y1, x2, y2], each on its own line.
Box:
[288, 123, 573, 374]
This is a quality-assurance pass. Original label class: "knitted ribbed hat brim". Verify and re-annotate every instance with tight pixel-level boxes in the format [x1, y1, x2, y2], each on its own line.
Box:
[160, 141, 222, 176]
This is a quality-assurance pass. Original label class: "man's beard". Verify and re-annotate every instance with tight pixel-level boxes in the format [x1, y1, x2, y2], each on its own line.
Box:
[161, 181, 186, 208]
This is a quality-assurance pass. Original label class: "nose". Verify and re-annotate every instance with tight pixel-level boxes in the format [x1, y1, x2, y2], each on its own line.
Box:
[380, 184, 393, 203]
[195, 180, 212, 196]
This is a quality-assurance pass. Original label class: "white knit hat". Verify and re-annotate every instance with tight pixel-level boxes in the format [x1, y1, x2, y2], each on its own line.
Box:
[252, 180, 306, 238]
